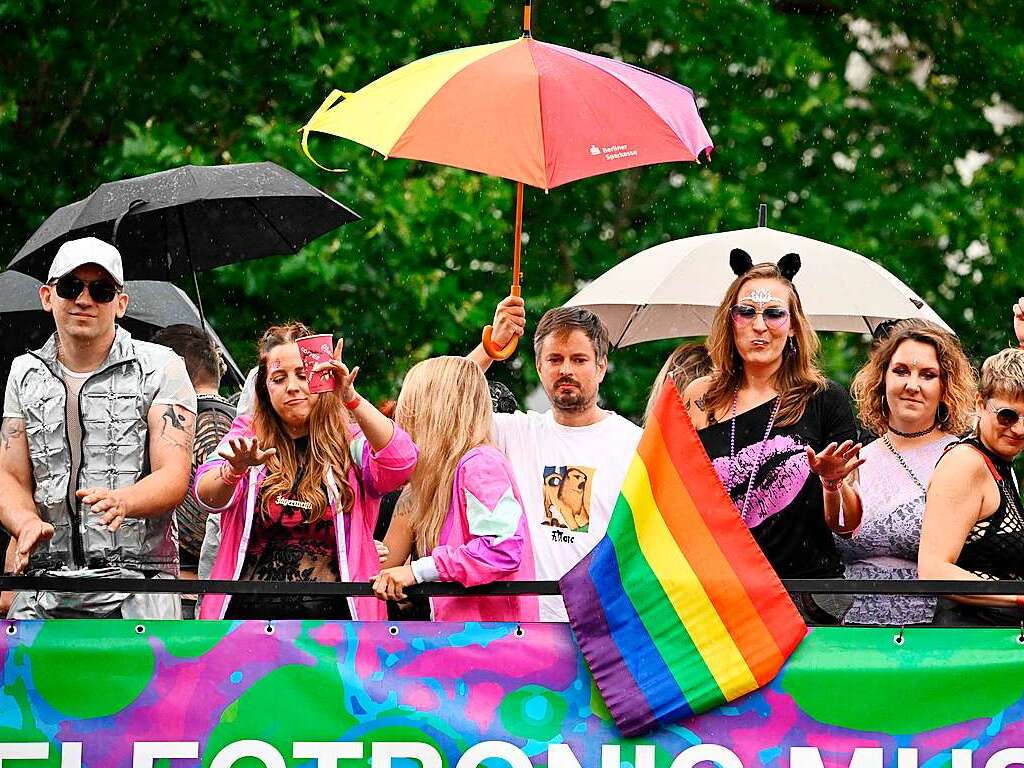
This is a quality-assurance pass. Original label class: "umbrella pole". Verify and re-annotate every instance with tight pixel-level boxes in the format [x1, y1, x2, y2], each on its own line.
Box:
[189, 268, 207, 330]
[482, 181, 525, 360]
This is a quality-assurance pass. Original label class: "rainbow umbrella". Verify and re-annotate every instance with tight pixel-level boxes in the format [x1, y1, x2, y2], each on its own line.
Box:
[301, 1, 713, 358]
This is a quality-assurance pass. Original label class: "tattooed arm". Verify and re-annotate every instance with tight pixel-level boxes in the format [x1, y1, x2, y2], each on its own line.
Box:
[0, 416, 54, 571]
[77, 404, 196, 530]
[681, 376, 714, 430]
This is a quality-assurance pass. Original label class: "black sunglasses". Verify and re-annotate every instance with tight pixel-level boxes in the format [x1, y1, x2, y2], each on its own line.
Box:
[51, 275, 120, 304]
[987, 403, 1024, 428]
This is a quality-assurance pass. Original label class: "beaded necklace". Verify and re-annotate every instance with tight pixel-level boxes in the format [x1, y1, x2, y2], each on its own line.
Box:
[730, 386, 782, 523]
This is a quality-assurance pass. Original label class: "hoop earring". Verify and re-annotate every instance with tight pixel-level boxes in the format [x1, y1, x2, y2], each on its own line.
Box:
[938, 401, 950, 424]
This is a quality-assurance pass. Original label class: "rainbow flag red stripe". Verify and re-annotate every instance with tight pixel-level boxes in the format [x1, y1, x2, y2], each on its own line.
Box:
[561, 384, 807, 736]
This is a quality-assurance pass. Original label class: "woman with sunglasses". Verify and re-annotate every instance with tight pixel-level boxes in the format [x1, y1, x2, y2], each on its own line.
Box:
[919, 347, 1024, 625]
[682, 252, 861, 621]
[836, 320, 975, 625]
[193, 323, 417, 620]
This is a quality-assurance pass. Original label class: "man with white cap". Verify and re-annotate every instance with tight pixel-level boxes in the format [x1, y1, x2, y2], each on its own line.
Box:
[0, 237, 197, 618]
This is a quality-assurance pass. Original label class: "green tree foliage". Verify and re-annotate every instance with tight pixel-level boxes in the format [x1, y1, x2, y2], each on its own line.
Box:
[1, 0, 1021, 418]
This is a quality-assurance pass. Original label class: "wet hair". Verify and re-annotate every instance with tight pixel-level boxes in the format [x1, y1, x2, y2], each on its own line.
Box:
[851, 319, 976, 437]
[533, 307, 610, 362]
[151, 324, 224, 385]
[252, 322, 355, 521]
[980, 347, 1024, 402]
[703, 262, 825, 427]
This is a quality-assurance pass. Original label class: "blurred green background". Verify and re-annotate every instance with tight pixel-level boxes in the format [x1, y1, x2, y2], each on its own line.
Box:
[1, 0, 1021, 419]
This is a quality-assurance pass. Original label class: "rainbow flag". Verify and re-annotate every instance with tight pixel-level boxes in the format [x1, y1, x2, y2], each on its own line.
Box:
[561, 383, 807, 736]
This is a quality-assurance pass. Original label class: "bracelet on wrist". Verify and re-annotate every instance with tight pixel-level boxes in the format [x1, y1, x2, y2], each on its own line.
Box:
[344, 394, 362, 411]
[819, 476, 843, 492]
[219, 463, 244, 486]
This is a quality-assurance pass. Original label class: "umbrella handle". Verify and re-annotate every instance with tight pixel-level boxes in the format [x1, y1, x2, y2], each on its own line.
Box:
[481, 284, 522, 360]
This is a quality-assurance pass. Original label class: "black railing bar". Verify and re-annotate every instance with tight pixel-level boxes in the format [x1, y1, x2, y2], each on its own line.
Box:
[2, 576, 1024, 597]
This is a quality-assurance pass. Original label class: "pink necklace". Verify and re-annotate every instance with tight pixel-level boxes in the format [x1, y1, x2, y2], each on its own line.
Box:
[730, 385, 782, 523]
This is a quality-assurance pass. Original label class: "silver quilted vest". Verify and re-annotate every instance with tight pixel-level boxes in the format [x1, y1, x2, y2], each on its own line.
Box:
[10, 327, 180, 574]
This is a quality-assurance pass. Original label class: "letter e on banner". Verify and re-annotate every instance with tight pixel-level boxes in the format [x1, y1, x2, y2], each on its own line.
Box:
[372, 742, 443, 768]
[134, 742, 200, 768]
[295, 742, 364, 768]
[0, 743, 49, 765]
[671, 745, 744, 768]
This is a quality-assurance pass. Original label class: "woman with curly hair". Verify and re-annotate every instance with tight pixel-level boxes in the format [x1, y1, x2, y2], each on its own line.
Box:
[193, 323, 417, 620]
[683, 251, 862, 622]
[836, 320, 976, 625]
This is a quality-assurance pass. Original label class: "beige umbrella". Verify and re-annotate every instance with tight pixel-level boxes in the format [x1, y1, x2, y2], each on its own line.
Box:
[565, 223, 952, 347]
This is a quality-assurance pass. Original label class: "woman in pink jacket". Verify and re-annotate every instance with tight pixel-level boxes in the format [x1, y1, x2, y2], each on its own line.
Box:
[373, 356, 538, 622]
[194, 323, 417, 620]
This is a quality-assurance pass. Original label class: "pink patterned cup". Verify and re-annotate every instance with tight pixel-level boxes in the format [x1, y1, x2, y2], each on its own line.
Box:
[296, 334, 336, 393]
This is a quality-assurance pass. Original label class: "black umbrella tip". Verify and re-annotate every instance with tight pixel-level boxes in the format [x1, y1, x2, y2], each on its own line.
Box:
[758, 203, 768, 227]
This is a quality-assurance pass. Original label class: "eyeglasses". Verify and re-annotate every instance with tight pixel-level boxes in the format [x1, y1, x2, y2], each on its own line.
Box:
[51, 275, 120, 304]
[730, 304, 790, 330]
[987, 403, 1024, 428]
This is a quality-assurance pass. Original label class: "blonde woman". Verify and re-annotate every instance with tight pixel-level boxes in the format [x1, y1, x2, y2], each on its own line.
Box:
[835, 320, 975, 625]
[373, 356, 538, 622]
[194, 323, 417, 620]
[683, 252, 862, 602]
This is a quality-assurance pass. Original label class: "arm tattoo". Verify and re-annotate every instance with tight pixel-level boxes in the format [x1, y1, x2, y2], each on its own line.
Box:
[1, 418, 25, 451]
[158, 406, 194, 451]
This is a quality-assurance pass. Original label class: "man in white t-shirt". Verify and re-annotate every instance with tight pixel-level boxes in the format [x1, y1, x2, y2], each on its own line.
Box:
[470, 296, 642, 621]
[0, 238, 197, 618]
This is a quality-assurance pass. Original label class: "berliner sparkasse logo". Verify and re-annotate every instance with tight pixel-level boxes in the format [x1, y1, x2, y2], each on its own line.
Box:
[590, 143, 639, 160]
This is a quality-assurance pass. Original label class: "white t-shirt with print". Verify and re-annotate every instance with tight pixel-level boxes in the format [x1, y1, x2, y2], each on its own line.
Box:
[493, 409, 642, 621]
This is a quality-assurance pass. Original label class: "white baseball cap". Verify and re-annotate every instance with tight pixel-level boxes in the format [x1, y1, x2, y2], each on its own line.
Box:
[47, 237, 124, 286]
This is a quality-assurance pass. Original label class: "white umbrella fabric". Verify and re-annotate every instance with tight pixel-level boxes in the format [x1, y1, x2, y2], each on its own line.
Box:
[565, 226, 952, 347]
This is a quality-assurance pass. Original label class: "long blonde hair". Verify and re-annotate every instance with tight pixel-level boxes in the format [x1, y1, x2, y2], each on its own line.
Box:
[252, 323, 355, 521]
[703, 263, 826, 427]
[395, 357, 493, 555]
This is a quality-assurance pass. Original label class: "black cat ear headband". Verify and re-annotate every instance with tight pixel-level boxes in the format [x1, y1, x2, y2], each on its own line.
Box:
[729, 248, 801, 282]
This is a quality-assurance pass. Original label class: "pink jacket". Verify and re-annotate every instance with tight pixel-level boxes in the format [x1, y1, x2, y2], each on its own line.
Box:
[194, 415, 417, 620]
[428, 445, 539, 622]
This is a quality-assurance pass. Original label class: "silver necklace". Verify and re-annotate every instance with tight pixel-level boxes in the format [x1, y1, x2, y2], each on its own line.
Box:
[880, 433, 926, 493]
[730, 386, 782, 522]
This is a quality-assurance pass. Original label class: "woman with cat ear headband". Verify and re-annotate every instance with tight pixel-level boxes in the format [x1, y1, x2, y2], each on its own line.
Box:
[682, 250, 861, 622]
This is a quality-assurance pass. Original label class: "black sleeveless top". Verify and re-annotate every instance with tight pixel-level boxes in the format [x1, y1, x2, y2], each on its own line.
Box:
[953, 436, 1024, 581]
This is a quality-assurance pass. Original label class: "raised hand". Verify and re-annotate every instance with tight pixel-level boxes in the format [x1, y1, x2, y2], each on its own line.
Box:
[491, 295, 526, 348]
[806, 440, 865, 484]
[312, 337, 359, 401]
[216, 437, 277, 474]
[1013, 297, 1024, 347]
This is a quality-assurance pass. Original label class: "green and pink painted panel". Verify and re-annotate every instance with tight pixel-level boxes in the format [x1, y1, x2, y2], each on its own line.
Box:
[1, 622, 1022, 767]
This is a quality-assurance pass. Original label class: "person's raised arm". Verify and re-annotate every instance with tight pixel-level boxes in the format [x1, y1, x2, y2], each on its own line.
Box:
[468, 295, 526, 372]
[314, 337, 394, 451]
[0, 416, 53, 572]
[918, 446, 1014, 607]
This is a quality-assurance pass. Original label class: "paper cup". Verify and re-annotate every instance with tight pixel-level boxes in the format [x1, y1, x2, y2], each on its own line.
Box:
[296, 334, 336, 393]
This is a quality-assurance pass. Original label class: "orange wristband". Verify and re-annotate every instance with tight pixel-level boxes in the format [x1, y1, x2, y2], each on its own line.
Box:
[344, 395, 362, 411]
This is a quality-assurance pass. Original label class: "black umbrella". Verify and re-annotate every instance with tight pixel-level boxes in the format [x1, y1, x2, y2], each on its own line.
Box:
[8, 161, 360, 321]
[0, 271, 245, 387]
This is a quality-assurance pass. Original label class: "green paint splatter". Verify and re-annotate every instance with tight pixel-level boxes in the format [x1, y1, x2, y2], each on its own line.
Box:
[0, 679, 62, 768]
[499, 685, 568, 742]
[26, 620, 154, 719]
[783, 627, 1024, 734]
[147, 620, 232, 659]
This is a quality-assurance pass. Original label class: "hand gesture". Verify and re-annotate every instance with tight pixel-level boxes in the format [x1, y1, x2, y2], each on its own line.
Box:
[14, 517, 55, 573]
[77, 487, 131, 533]
[806, 440, 865, 483]
[312, 337, 360, 401]
[371, 564, 416, 601]
[1013, 297, 1024, 347]
[217, 437, 277, 474]
[375, 539, 389, 564]
[490, 295, 526, 348]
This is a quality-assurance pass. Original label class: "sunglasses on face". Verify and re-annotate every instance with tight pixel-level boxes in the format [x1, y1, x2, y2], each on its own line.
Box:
[987, 403, 1024, 428]
[51, 275, 120, 304]
[730, 304, 790, 330]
